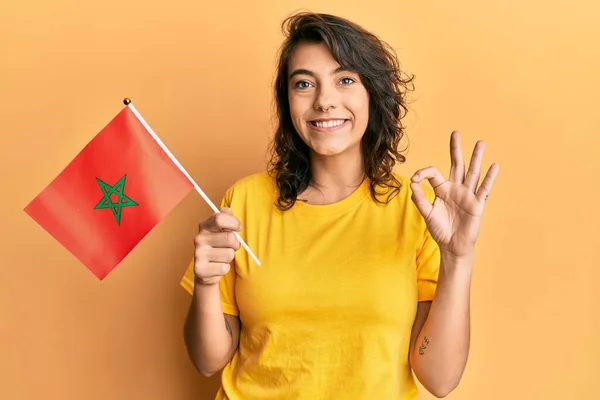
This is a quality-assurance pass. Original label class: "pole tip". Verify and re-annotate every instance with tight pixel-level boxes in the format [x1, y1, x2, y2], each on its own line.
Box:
[123, 98, 131, 105]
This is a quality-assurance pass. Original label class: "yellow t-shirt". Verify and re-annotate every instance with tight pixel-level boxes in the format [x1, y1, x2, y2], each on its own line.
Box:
[180, 172, 440, 400]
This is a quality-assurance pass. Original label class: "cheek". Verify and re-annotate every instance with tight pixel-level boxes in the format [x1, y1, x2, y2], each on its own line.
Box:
[349, 92, 370, 131]
[288, 96, 309, 129]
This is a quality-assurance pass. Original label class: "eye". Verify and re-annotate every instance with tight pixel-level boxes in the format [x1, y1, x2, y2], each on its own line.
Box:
[294, 80, 313, 89]
[340, 77, 355, 85]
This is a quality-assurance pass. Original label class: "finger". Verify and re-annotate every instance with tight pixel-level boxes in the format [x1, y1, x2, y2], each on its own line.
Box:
[199, 210, 242, 233]
[475, 163, 500, 203]
[464, 140, 485, 192]
[410, 182, 433, 219]
[195, 262, 231, 282]
[449, 131, 465, 183]
[411, 166, 446, 189]
[195, 230, 240, 250]
[196, 246, 236, 265]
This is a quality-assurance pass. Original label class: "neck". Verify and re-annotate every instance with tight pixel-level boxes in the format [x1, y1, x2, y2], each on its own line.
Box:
[300, 149, 365, 205]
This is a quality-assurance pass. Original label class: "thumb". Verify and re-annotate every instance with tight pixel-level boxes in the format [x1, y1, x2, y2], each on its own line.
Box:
[220, 207, 233, 215]
[218, 207, 242, 232]
[410, 182, 433, 219]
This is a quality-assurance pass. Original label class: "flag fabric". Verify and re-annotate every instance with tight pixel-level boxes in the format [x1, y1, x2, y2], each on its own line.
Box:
[24, 105, 194, 280]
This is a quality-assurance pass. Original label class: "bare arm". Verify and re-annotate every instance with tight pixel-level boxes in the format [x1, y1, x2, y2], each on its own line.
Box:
[409, 253, 472, 398]
[183, 208, 243, 377]
[407, 131, 498, 397]
[184, 283, 240, 377]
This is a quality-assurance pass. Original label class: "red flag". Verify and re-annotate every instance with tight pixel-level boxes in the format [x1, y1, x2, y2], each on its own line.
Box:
[24, 104, 194, 280]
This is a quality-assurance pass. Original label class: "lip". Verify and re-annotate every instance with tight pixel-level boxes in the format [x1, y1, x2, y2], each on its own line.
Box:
[307, 118, 350, 132]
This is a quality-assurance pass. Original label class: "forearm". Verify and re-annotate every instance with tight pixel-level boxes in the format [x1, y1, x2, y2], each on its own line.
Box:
[184, 282, 236, 376]
[411, 253, 473, 397]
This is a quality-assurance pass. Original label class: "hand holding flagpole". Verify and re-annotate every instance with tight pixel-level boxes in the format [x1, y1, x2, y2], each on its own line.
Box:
[123, 98, 262, 267]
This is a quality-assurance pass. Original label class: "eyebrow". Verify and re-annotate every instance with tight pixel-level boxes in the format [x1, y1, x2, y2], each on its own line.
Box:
[288, 66, 347, 79]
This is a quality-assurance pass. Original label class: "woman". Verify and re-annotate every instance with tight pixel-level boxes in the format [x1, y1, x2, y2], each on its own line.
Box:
[181, 11, 499, 400]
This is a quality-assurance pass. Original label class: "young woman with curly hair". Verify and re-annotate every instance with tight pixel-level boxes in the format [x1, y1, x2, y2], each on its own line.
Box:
[181, 11, 499, 400]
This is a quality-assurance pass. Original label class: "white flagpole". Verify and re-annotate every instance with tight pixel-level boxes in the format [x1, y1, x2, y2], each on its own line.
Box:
[123, 98, 262, 267]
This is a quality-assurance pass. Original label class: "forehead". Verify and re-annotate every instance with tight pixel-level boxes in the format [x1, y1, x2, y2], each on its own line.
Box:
[288, 42, 340, 72]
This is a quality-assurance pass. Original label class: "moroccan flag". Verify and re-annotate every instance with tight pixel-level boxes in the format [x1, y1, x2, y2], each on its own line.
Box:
[24, 102, 194, 280]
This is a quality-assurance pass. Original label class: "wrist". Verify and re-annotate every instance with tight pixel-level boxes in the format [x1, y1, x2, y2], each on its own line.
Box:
[194, 277, 220, 293]
[192, 279, 222, 309]
[440, 251, 475, 277]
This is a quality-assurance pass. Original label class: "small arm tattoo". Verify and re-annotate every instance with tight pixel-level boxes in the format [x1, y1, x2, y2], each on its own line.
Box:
[418, 336, 430, 355]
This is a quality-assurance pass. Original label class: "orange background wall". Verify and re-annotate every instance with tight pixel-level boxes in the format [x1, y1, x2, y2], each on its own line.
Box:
[2, 0, 598, 399]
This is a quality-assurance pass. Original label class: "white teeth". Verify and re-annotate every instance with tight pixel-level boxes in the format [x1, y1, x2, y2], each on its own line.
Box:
[313, 119, 345, 128]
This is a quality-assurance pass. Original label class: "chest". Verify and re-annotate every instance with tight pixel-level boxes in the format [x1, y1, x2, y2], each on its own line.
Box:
[234, 209, 423, 330]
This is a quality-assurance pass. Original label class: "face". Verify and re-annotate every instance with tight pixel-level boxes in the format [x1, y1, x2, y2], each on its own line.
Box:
[287, 42, 370, 157]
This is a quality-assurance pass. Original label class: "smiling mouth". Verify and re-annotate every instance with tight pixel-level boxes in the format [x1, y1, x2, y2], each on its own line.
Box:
[309, 119, 349, 128]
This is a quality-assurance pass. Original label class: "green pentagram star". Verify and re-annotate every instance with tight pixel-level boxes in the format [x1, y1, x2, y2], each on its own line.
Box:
[93, 175, 138, 225]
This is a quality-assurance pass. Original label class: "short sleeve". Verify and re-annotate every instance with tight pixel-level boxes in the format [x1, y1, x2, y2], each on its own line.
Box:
[180, 258, 195, 295]
[415, 184, 441, 302]
[178, 192, 239, 316]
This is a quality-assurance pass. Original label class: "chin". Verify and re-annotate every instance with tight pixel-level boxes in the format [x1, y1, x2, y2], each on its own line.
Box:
[309, 140, 359, 157]
[312, 148, 346, 157]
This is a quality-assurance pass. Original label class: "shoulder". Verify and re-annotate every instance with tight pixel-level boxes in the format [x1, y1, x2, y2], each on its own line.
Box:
[221, 171, 276, 205]
[384, 172, 436, 231]
[225, 171, 275, 195]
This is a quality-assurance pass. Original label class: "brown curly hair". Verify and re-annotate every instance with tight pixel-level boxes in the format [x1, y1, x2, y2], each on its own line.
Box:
[267, 12, 415, 211]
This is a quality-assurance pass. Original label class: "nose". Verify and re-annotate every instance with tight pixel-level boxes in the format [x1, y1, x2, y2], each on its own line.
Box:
[313, 85, 337, 112]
